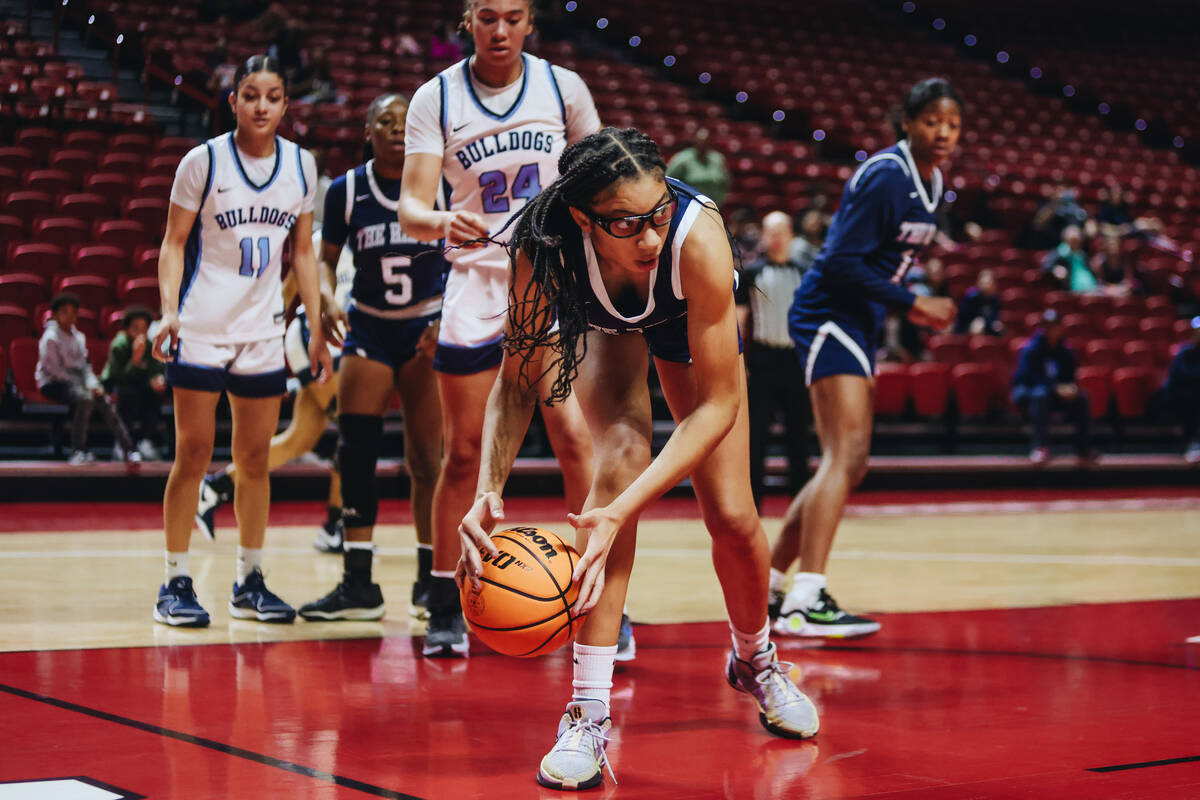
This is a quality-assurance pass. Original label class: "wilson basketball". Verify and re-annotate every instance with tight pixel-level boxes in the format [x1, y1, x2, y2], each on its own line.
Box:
[460, 526, 583, 657]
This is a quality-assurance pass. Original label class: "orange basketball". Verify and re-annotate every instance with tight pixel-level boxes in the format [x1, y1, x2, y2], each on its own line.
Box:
[460, 526, 584, 657]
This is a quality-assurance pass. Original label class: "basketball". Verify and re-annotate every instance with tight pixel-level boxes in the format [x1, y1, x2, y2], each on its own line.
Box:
[460, 527, 584, 657]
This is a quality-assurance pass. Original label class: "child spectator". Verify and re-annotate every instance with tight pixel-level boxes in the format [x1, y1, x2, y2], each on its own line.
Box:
[1043, 225, 1097, 293]
[101, 306, 167, 461]
[955, 268, 1003, 335]
[36, 294, 136, 464]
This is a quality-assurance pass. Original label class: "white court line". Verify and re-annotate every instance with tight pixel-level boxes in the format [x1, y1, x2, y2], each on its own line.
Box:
[4, 545, 1199, 568]
[844, 497, 1200, 517]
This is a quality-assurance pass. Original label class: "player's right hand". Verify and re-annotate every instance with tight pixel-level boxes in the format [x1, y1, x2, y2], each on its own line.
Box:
[443, 210, 490, 248]
[152, 312, 180, 362]
[907, 295, 956, 331]
[456, 491, 505, 590]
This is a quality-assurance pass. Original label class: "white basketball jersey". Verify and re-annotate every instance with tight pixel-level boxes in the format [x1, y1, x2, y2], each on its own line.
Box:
[433, 54, 573, 272]
[179, 132, 311, 345]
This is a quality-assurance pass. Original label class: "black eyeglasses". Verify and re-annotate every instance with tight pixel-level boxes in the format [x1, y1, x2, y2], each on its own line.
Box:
[581, 187, 677, 238]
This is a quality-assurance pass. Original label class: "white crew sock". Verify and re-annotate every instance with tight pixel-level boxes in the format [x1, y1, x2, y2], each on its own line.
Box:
[572, 642, 617, 705]
[768, 567, 787, 594]
[730, 619, 773, 670]
[343, 540, 374, 551]
[165, 551, 189, 581]
[789, 571, 826, 609]
[236, 546, 263, 583]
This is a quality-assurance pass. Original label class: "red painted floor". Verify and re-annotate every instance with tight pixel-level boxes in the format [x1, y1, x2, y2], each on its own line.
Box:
[1, 600, 1197, 799]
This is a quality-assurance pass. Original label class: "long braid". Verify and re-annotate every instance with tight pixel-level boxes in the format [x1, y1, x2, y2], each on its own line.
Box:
[505, 127, 668, 404]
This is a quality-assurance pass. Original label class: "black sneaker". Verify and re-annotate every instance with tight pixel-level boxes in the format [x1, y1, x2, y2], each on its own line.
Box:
[423, 609, 469, 657]
[194, 476, 222, 542]
[772, 588, 880, 638]
[299, 579, 385, 621]
[409, 577, 431, 621]
[312, 517, 344, 553]
[768, 589, 784, 621]
[229, 568, 296, 623]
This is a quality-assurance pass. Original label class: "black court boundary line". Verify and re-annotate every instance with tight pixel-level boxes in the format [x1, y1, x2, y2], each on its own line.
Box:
[0, 682, 425, 800]
[1088, 755, 1200, 773]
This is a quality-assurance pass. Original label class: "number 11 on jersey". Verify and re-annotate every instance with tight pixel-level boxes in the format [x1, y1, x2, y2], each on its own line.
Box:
[238, 236, 270, 278]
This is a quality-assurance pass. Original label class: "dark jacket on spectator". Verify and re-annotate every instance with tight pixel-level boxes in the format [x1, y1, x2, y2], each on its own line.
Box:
[1165, 343, 1200, 397]
[954, 287, 1001, 335]
[1012, 330, 1076, 390]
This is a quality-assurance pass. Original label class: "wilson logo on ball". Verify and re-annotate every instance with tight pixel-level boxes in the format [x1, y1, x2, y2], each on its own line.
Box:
[510, 526, 560, 560]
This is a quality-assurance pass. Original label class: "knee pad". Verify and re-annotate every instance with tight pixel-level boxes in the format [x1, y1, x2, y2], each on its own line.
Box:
[337, 414, 384, 528]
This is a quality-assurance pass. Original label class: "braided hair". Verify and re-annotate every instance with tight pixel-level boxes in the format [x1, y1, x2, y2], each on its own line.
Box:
[505, 127, 669, 405]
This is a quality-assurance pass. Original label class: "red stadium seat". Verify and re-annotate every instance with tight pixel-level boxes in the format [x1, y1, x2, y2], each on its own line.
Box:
[94, 219, 150, 255]
[1075, 366, 1113, 419]
[117, 276, 159, 311]
[1103, 315, 1142, 341]
[83, 171, 133, 199]
[32, 217, 91, 250]
[1138, 317, 1175, 344]
[62, 129, 107, 150]
[1059, 313, 1094, 341]
[131, 246, 159, 275]
[86, 338, 108, 375]
[23, 168, 74, 196]
[97, 151, 144, 174]
[0, 272, 49, 306]
[1042, 290, 1079, 316]
[55, 274, 115, 310]
[13, 128, 55, 162]
[927, 333, 969, 364]
[3, 190, 54, 226]
[1111, 366, 1157, 418]
[0, 304, 32, 349]
[144, 154, 180, 176]
[69, 245, 127, 277]
[47, 148, 96, 181]
[909, 362, 951, 418]
[109, 132, 153, 154]
[7, 242, 67, 274]
[122, 198, 168, 237]
[951, 362, 999, 418]
[132, 175, 173, 201]
[873, 363, 910, 416]
[8, 336, 54, 404]
[1083, 339, 1123, 367]
[0, 214, 26, 254]
[56, 192, 111, 224]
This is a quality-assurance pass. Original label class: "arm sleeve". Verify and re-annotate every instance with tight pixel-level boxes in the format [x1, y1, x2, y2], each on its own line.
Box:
[817, 166, 917, 310]
[37, 333, 65, 386]
[404, 78, 446, 158]
[168, 144, 211, 212]
[321, 175, 350, 249]
[552, 66, 601, 143]
[299, 148, 318, 215]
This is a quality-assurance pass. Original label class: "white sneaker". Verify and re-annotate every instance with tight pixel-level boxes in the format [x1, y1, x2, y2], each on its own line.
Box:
[726, 643, 820, 739]
[137, 439, 160, 461]
[1186, 442, 1200, 464]
[536, 699, 615, 790]
[68, 450, 93, 465]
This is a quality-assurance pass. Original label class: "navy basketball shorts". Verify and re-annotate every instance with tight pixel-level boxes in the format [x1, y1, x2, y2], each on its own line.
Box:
[790, 314, 876, 387]
[341, 307, 439, 370]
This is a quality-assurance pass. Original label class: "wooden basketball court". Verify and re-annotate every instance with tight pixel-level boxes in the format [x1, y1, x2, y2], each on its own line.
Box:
[1, 488, 1197, 798]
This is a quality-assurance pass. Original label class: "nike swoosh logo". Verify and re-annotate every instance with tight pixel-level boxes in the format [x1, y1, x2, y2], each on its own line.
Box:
[217, 186, 233, 193]
[355, 194, 370, 201]
[909, 192, 919, 198]
[452, 122, 470, 132]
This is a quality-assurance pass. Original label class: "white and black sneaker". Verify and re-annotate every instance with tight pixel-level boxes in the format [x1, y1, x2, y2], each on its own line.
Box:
[194, 475, 223, 542]
[536, 699, 615, 790]
[298, 579, 385, 621]
[614, 613, 636, 662]
[773, 588, 881, 638]
[423, 610, 469, 657]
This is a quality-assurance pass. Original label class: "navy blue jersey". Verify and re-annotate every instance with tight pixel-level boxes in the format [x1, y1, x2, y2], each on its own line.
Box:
[322, 161, 447, 318]
[567, 178, 712, 336]
[791, 141, 942, 338]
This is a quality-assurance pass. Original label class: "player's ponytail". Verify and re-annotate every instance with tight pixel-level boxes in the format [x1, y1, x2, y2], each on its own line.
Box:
[505, 127, 667, 404]
[890, 77, 962, 141]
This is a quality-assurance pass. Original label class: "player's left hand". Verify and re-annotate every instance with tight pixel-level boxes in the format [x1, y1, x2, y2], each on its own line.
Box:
[566, 506, 623, 615]
[308, 330, 334, 384]
[319, 292, 349, 347]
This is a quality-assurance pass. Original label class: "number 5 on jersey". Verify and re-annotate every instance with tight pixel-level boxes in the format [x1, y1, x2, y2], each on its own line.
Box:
[238, 236, 270, 278]
[381, 254, 413, 305]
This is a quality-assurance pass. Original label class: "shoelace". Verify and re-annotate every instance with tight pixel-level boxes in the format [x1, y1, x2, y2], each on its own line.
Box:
[755, 660, 804, 708]
[558, 718, 618, 785]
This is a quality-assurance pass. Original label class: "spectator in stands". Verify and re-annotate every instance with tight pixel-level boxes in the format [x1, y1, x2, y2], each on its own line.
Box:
[206, 38, 238, 133]
[666, 127, 731, 207]
[101, 306, 166, 461]
[789, 208, 825, 269]
[1028, 181, 1093, 250]
[1011, 309, 1093, 464]
[906, 255, 950, 298]
[728, 205, 762, 261]
[430, 20, 464, 61]
[384, 28, 422, 57]
[268, 19, 305, 76]
[36, 294, 136, 465]
[1044, 225, 1098, 293]
[1163, 317, 1200, 463]
[736, 210, 812, 509]
[954, 268, 1003, 335]
[291, 48, 340, 105]
[1091, 235, 1140, 297]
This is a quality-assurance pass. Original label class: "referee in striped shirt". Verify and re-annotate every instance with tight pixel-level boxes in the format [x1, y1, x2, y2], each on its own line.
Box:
[736, 211, 815, 508]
